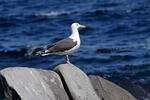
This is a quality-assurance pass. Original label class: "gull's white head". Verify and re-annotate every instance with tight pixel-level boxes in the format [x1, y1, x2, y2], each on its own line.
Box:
[69, 22, 85, 40]
[71, 22, 86, 29]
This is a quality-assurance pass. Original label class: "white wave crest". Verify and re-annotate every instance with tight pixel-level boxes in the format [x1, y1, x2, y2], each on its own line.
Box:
[37, 11, 70, 17]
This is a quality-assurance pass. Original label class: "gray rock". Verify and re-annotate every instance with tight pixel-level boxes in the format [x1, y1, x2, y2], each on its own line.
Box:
[0, 64, 141, 100]
[54, 64, 101, 100]
[89, 75, 136, 100]
[0, 67, 69, 100]
[0, 73, 21, 100]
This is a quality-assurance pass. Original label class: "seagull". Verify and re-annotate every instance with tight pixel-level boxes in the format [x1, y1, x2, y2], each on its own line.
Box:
[37, 23, 86, 64]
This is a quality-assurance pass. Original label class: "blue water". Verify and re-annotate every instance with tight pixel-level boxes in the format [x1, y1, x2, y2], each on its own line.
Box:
[0, 0, 150, 84]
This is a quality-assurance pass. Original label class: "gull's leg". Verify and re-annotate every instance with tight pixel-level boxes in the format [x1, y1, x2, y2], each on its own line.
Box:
[66, 55, 70, 64]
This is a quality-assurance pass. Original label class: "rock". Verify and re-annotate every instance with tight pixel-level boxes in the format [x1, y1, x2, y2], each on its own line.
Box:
[118, 78, 150, 100]
[0, 67, 69, 100]
[0, 64, 140, 100]
[89, 75, 136, 100]
[0, 73, 21, 100]
[54, 64, 101, 100]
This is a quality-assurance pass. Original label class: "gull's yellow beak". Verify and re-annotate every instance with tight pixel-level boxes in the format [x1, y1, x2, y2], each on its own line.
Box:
[80, 25, 86, 28]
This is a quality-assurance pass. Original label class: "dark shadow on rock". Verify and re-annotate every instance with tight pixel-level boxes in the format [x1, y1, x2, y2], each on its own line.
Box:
[0, 73, 21, 100]
[141, 82, 150, 93]
[118, 77, 149, 100]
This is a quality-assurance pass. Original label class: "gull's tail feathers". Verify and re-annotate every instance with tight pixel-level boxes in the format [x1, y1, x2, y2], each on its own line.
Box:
[36, 49, 53, 56]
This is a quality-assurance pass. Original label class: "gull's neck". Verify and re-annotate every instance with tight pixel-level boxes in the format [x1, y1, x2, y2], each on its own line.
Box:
[69, 28, 80, 42]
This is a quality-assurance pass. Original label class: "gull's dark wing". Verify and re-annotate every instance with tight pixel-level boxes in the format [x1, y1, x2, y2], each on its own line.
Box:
[45, 38, 77, 53]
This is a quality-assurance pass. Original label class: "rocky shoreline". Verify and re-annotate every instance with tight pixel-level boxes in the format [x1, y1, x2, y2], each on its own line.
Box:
[0, 64, 149, 100]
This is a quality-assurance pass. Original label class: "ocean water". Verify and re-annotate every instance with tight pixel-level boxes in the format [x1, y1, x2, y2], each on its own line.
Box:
[0, 0, 150, 84]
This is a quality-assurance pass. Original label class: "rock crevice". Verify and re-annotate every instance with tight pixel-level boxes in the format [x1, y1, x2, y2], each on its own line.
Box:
[55, 71, 74, 100]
